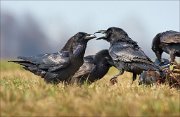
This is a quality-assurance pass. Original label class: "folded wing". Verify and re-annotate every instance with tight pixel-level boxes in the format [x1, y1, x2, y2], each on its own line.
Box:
[10, 51, 71, 76]
[109, 43, 153, 65]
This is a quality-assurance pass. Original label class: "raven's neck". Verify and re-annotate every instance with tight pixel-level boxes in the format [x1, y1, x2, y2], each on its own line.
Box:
[61, 38, 74, 52]
[73, 44, 87, 58]
[110, 38, 139, 48]
[110, 37, 137, 45]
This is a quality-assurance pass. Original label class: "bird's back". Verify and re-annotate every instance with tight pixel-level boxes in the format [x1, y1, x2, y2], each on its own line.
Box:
[110, 42, 159, 74]
[160, 31, 180, 44]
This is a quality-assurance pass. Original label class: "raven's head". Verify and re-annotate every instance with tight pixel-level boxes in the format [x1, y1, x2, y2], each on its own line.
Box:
[71, 32, 96, 56]
[152, 33, 163, 63]
[73, 32, 96, 43]
[94, 49, 113, 66]
[83, 55, 95, 63]
[61, 32, 96, 52]
[95, 27, 129, 43]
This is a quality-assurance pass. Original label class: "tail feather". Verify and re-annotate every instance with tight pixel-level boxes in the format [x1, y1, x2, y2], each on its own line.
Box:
[9, 60, 46, 77]
[9, 60, 35, 67]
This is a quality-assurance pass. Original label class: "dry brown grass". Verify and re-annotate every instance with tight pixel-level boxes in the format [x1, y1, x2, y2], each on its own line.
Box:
[0, 61, 180, 116]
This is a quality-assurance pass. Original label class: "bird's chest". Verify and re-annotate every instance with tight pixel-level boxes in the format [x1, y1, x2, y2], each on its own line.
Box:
[90, 64, 109, 79]
[70, 57, 84, 70]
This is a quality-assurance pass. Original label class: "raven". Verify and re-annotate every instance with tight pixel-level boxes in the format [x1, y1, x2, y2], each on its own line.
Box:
[95, 27, 159, 83]
[152, 30, 180, 63]
[10, 32, 96, 84]
[70, 49, 113, 85]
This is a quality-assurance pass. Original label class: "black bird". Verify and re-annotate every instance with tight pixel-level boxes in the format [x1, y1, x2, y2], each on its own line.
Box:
[10, 32, 96, 84]
[70, 49, 113, 85]
[152, 30, 180, 63]
[95, 27, 159, 83]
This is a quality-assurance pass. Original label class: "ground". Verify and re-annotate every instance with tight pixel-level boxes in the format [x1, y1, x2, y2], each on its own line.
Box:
[0, 61, 180, 116]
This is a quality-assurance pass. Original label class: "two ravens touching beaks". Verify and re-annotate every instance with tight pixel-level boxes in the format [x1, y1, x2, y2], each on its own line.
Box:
[9, 27, 180, 86]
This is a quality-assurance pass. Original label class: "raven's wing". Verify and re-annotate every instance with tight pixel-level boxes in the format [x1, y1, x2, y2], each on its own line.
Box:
[72, 56, 95, 79]
[160, 31, 180, 44]
[11, 51, 71, 74]
[109, 43, 153, 64]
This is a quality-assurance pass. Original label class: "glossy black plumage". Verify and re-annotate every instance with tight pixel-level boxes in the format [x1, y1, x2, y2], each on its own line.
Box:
[152, 30, 180, 63]
[70, 49, 113, 84]
[95, 27, 159, 83]
[10, 32, 96, 84]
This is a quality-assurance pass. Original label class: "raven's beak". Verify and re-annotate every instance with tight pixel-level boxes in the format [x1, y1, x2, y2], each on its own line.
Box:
[95, 30, 106, 34]
[94, 30, 107, 40]
[85, 34, 96, 40]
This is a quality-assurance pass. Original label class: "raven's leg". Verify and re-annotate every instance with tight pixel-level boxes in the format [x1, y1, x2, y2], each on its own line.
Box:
[170, 52, 175, 63]
[131, 73, 137, 84]
[110, 69, 124, 85]
[155, 52, 162, 63]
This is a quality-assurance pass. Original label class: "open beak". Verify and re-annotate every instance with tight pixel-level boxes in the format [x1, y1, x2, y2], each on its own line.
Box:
[94, 30, 107, 40]
[95, 30, 106, 34]
[84, 34, 96, 40]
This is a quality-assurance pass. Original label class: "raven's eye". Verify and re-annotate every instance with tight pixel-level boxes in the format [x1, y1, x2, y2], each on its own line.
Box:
[78, 33, 85, 38]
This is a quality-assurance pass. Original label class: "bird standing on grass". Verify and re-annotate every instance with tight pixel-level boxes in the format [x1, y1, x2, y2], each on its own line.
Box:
[95, 27, 159, 84]
[9, 32, 96, 84]
[70, 49, 113, 85]
[152, 30, 180, 63]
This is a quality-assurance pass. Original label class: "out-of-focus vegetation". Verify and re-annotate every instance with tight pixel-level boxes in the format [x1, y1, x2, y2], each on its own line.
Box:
[0, 61, 180, 116]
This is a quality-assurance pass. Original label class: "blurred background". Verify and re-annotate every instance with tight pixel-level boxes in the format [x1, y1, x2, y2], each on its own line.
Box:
[1, 1, 179, 60]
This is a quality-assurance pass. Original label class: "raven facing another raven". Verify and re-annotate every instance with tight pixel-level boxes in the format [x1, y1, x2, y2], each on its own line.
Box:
[95, 27, 159, 83]
[10, 32, 96, 84]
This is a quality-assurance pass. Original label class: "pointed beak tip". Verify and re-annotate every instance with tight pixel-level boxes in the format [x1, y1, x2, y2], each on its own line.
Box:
[94, 31, 100, 34]
[85, 34, 96, 40]
[94, 30, 106, 34]
[91, 34, 96, 38]
[96, 38, 101, 40]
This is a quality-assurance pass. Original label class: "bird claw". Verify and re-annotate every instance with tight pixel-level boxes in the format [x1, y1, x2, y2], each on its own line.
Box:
[110, 77, 118, 85]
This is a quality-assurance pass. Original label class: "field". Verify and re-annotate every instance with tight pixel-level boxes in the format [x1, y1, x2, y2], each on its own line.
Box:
[0, 61, 180, 116]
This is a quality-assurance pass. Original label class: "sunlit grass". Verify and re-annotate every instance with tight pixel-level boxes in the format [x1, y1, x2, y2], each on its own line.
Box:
[0, 61, 180, 116]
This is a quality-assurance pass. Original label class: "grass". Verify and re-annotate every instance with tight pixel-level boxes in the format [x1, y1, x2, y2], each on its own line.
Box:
[0, 61, 180, 116]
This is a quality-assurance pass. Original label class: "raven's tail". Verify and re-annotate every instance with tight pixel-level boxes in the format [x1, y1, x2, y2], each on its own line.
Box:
[8, 60, 46, 77]
[8, 60, 35, 67]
